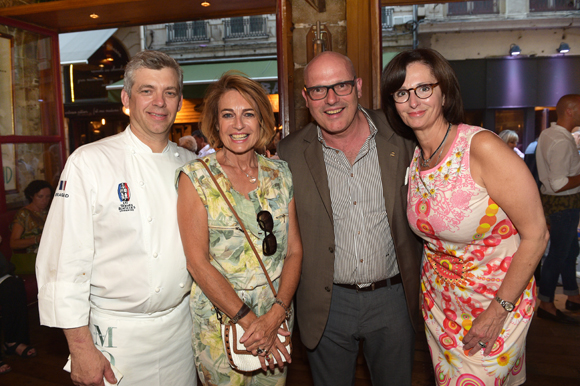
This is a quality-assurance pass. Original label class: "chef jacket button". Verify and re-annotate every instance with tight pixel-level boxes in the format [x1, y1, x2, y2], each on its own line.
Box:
[174, 152, 180, 157]
[153, 252, 158, 258]
[179, 283, 185, 288]
[155, 287, 160, 293]
[147, 216, 152, 222]
[131, 149, 136, 154]
[139, 181, 144, 187]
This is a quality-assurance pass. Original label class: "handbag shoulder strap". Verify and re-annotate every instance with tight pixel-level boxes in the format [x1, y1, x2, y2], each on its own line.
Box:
[198, 158, 278, 298]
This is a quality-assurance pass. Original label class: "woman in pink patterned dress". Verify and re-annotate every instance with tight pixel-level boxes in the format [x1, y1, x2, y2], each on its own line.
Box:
[381, 49, 549, 386]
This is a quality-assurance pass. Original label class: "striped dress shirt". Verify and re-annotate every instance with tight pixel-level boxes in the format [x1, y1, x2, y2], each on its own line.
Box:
[318, 107, 398, 286]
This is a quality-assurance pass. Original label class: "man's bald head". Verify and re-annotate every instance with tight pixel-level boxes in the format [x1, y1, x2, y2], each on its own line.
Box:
[556, 94, 580, 132]
[303, 51, 356, 87]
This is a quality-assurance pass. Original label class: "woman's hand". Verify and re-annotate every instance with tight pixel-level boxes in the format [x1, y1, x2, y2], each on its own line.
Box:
[462, 301, 508, 356]
[239, 306, 290, 371]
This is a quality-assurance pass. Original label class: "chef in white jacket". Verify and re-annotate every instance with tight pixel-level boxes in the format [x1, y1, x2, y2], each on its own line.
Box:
[36, 51, 197, 386]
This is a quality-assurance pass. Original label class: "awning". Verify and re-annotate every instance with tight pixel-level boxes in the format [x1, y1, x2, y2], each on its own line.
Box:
[106, 59, 278, 101]
[59, 28, 118, 65]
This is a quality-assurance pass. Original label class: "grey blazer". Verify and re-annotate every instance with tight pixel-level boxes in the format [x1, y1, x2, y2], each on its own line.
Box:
[278, 108, 423, 350]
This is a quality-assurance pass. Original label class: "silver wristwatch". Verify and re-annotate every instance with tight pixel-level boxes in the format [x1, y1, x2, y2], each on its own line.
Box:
[495, 295, 515, 312]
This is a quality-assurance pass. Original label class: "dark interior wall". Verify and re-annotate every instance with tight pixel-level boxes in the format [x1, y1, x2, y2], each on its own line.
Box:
[449, 56, 580, 110]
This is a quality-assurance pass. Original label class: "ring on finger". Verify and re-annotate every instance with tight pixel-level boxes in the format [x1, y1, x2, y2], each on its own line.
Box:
[478, 341, 487, 348]
[257, 348, 265, 355]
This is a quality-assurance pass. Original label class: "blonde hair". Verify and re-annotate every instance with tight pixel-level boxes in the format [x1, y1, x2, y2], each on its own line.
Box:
[200, 71, 276, 152]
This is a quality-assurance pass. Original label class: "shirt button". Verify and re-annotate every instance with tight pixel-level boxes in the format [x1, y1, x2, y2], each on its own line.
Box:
[139, 181, 144, 186]
[353, 201, 357, 205]
[155, 288, 160, 293]
[350, 173, 353, 177]
[131, 149, 136, 154]
[147, 216, 152, 222]
[174, 152, 180, 157]
[179, 283, 185, 288]
[153, 253, 158, 258]
[360, 259, 363, 263]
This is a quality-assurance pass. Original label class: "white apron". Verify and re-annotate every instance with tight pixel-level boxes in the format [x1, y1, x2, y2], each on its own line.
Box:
[88, 296, 196, 386]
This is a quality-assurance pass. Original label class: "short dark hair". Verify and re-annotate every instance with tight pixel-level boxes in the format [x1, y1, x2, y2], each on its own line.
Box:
[24, 180, 53, 202]
[200, 71, 276, 152]
[381, 48, 464, 139]
[123, 50, 183, 98]
[191, 130, 207, 143]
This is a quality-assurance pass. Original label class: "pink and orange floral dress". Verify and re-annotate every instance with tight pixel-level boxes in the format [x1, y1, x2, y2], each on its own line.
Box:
[408, 124, 535, 386]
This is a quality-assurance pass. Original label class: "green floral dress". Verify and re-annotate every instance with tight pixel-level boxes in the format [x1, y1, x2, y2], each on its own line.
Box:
[176, 152, 294, 386]
[10, 207, 47, 253]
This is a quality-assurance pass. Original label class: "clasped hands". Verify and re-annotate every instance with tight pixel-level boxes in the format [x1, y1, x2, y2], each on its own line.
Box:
[238, 308, 291, 372]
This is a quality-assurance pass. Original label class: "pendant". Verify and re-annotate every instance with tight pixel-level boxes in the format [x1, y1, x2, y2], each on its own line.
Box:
[246, 173, 257, 184]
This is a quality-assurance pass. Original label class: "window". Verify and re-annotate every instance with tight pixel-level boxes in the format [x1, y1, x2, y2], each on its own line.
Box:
[530, 0, 579, 11]
[225, 16, 269, 39]
[381, 7, 394, 30]
[166, 21, 208, 43]
[448, 0, 498, 15]
[0, 22, 64, 211]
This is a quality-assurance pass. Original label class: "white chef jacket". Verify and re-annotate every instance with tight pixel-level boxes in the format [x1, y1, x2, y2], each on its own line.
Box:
[537, 122, 580, 196]
[36, 127, 195, 328]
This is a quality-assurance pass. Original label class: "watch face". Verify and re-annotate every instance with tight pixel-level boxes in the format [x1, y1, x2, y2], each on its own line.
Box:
[505, 303, 515, 312]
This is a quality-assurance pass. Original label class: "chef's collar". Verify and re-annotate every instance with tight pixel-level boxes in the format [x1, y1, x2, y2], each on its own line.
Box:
[125, 125, 171, 154]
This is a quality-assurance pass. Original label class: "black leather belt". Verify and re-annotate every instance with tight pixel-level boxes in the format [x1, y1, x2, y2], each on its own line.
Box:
[335, 274, 402, 292]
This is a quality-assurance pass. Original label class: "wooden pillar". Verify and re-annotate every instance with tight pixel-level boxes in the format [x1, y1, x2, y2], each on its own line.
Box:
[346, 0, 382, 110]
[276, 0, 294, 137]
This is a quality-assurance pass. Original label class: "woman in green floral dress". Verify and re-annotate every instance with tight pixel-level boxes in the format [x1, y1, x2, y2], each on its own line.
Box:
[176, 72, 303, 386]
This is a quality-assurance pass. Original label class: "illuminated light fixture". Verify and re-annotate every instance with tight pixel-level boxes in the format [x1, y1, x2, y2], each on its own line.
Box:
[106, 57, 114, 62]
[557, 42, 570, 54]
[101, 118, 106, 126]
[90, 13, 99, 19]
[509, 44, 521, 56]
[201, 1, 210, 7]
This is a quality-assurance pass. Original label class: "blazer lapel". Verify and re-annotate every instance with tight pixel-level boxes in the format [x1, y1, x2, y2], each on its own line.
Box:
[303, 130, 334, 223]
[374, 116, 401, 223]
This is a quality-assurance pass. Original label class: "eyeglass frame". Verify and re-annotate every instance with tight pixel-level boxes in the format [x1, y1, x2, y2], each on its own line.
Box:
[391, 82, 440, 104]
[303, 78, 357, 101]
[257, 210, 277, 256]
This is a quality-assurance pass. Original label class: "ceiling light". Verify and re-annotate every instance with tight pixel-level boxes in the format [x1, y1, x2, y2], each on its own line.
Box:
[509, 44, 521, 56]
[558, 42, 570, 54]
[201, 1, 210, 6]
[90, 13, 99, 19]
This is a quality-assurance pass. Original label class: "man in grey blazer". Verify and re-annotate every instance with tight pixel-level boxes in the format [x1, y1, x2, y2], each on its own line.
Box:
[278, 52, 422, 385]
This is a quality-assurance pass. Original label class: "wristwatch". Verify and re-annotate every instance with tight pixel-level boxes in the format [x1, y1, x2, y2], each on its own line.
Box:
[274, 298, 292, 320]
[495, 295, 515, 312]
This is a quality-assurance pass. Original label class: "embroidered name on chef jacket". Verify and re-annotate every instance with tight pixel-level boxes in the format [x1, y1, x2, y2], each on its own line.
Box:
[117, 182, 135, 212]
[55, 180, 69, 198]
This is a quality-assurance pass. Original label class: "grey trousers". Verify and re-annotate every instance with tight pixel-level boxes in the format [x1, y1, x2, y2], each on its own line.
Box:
[306, 283, 415, 386]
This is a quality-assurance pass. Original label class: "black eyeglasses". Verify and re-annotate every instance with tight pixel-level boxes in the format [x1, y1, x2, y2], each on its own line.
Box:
[257, 211, 277, 256]
[303, 79, 356, 101]
[392, 83, 440, 103]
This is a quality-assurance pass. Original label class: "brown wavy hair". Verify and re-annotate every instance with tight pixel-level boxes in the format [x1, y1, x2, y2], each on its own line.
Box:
[200, 71, 276, 152]
[381, 48, 464, 139]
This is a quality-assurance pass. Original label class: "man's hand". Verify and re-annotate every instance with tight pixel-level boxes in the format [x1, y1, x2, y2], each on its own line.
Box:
[64, 327, 117, 386]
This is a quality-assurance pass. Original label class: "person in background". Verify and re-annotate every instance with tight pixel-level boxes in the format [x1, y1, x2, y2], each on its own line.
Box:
[10, 180, 52, 254]
[382, 48, 548, 385]
[35, 50, 197, 386]
[177, 72, 302, 385]
[499, 130, 524, 158]
[278, 51, 422, 386]
[178, 135, 198, 154]
[0, 235, 37, 370]
[192, 130, 216, 157]
[536, 94, 580, 324]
